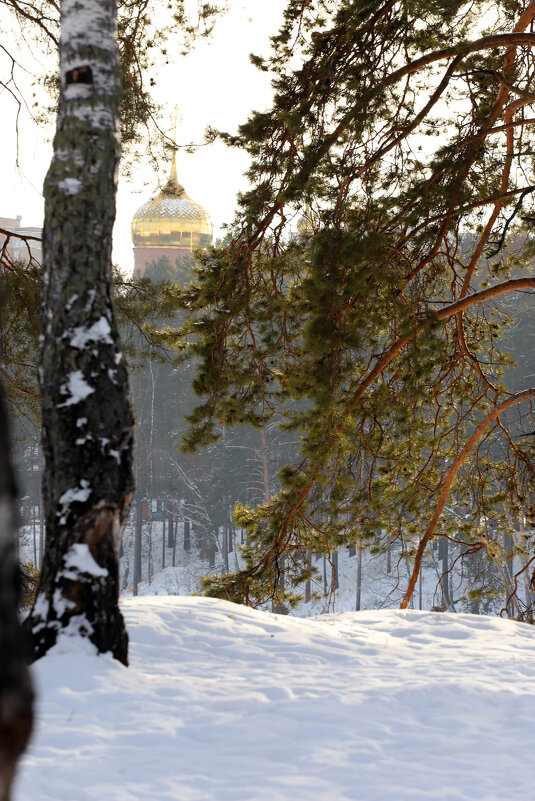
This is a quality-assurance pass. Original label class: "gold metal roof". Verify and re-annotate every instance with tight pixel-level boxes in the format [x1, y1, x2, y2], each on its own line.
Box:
[131, 153, 213, 250]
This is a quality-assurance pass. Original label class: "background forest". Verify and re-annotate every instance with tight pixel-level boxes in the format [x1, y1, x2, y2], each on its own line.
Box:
[4, 0, 535, 621]
[3, 2, 535, 800]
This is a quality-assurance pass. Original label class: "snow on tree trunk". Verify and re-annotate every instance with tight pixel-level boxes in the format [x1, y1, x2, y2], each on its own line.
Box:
[27, 0, 134, 664]
[0, 370, 33, 801]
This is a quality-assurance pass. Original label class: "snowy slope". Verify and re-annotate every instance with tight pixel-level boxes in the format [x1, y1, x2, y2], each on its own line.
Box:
[15, 597, 535, 801]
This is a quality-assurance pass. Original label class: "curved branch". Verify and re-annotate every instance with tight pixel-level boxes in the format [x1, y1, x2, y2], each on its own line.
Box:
[400, 388, 535, 609]
[0, 227, 41, 243]
[346, 277, 535, 418]
[3, 0, 59, 45]
[249, 32, 535, 246]
[236, 280, 535, 603]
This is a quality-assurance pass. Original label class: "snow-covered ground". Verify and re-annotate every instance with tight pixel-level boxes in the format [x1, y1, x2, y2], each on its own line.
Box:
[15, 596, 535, 800]
[126, 550, 209, 598]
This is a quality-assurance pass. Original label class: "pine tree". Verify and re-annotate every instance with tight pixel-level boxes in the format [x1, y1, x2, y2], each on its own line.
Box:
[179, 0, 535, 610]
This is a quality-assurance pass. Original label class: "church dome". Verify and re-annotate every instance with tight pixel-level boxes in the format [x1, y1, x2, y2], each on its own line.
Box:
[296, 204, 316, 237]
[131, 154, 213, 251]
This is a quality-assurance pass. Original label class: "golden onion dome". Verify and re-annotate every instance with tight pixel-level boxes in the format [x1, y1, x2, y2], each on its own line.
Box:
[131, 153, 213, 250]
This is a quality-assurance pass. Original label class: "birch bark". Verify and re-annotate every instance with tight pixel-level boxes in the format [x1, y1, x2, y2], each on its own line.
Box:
[27, 0, 134, 664]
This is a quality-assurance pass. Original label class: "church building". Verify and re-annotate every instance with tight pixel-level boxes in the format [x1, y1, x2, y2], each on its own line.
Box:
[131, 152, 213, 277]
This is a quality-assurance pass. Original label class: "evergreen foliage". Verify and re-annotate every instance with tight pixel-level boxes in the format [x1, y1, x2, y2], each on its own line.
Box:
[0, 262, 40, 425]
[125, 249, 296, 587]
[19, 563, 40, 611]
[144, 254, 197, 285]
[175, 0, 535, 610]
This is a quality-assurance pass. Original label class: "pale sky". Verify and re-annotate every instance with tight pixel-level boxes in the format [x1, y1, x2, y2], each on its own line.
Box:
[0, 1, 287, 273]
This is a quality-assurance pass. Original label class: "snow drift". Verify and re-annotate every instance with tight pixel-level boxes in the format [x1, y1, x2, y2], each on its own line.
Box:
[15, 597, 535, 800]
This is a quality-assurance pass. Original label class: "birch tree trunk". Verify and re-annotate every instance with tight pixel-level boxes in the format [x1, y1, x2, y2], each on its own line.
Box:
[27, 0, 134, 664]
[0, 370, 33, 801]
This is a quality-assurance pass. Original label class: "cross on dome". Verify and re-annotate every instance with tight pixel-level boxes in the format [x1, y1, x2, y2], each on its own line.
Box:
[130, 107, 213, 277]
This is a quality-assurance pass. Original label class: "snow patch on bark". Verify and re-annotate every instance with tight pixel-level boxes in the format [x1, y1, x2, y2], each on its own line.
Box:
[58, 177, 82, 195]
[48, 616, 98, 656]
[58, 480, 92, 524]
[64, 543, 108, 578]
[65, 294, 79, 312]
[32, 592, 49, 619]
[53, 588, 76, 617]
[31, 591, 50, 632]
[58, 371, 94, 407]
[99, 437, 121, 464]
[69, 317, 113, 349]
[84, 289, 96, 312]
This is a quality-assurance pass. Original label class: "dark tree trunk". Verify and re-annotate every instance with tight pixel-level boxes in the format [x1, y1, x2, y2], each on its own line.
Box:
[133, 495, 142, 595]
[0, 369, 33, 801]
[222, 527, 229, 572]
[172, 519, 177, 567]
[439, 537, 451, 610]
[504, 531, 515, 618]
[26, 0, 134, 665]
[278, 556, 285, 594]
[183, 517, 191, 551]
[305, 552, 311, 603]
[32, 504, 37, 566]
[208, 534, 216, 569]
[332, 550, 339, 591]
[38, 492, 44, 569]
[355, 548, 362, 611]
